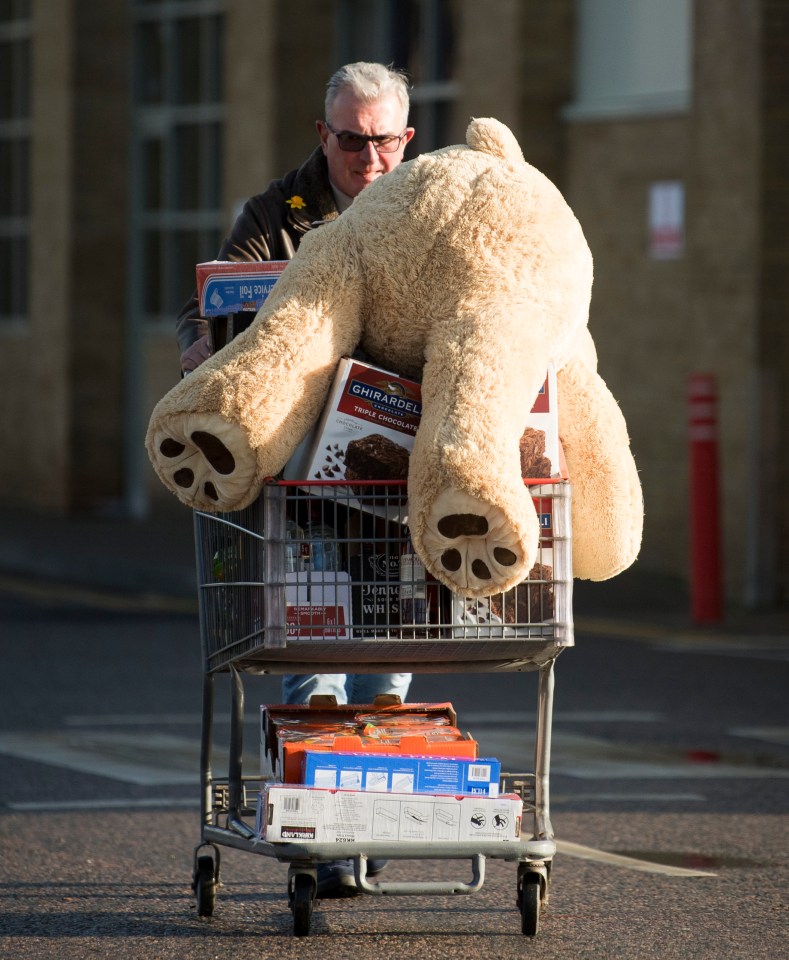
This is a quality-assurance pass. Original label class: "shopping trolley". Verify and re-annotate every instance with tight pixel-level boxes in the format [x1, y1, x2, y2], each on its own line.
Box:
[190, 478, 573, 936]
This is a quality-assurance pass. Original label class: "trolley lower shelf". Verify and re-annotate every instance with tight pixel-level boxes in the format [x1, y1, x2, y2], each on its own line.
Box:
[193, 654, 560, 937]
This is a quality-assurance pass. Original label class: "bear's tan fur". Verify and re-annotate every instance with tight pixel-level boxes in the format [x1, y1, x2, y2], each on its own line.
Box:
[146, 118, 642, 596]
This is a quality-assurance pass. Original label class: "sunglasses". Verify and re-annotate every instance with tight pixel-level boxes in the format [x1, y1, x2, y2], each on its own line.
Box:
[324, 121, 408, 154]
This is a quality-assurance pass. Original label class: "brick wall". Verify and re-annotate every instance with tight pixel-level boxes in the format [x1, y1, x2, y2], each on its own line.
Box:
[566, 116, 694, 583]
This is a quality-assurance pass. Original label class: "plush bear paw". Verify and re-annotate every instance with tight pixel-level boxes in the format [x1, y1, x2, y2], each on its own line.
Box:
[421, 489, 533, 596]
[148, 413, 258, 512]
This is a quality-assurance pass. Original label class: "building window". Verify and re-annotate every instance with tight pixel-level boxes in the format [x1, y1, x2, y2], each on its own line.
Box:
[0, 0, 31, 324]
[131, 0, 225, 326]
[334, 0, 458, 153]
[566, 0, 692, 120]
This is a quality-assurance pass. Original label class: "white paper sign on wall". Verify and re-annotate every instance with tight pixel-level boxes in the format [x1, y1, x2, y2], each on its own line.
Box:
[648, 180, 685, 260]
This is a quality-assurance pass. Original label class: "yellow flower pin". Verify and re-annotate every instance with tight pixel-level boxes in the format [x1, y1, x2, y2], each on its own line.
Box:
[286, 195, 307, 210]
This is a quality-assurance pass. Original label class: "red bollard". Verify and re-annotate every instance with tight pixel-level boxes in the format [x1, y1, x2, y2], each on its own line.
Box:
[688, 373, 723, 623]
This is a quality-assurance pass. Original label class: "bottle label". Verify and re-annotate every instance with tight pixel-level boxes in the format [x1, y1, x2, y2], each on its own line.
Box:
[400, 551, 427, 624]
[350, 549, 400, 637]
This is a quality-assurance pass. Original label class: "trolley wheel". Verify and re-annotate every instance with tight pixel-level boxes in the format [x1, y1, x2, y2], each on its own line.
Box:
[519, 872, 542, 936]
[193, 855, 217, 917]
[290, 873, 315, 937]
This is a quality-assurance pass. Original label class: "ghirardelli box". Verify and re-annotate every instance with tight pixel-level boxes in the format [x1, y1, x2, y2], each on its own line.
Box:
[283, 357, 561, 483]
[284, 358, 421, 484]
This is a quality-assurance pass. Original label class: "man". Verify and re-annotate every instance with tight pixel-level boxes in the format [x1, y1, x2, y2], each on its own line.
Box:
[176, 62, 415, 897]
[177, 61, 415, 372]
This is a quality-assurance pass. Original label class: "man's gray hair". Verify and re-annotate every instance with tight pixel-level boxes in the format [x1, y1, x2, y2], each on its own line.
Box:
[325, 62, 411, 127]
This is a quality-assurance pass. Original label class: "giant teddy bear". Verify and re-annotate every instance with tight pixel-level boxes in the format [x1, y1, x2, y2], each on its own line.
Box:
[146, 118, 643, 598]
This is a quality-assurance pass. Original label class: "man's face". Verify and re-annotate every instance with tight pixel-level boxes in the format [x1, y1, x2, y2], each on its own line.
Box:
[317, 89, 414, 199]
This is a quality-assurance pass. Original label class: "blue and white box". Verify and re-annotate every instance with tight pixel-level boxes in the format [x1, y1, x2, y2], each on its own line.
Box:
[302, 751, 501, 796]
[196, 260, 289, 317]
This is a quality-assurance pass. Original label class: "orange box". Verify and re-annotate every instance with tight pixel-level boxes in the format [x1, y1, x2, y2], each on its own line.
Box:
[260, 702, 478, 783]
[279, 732, 478, 784]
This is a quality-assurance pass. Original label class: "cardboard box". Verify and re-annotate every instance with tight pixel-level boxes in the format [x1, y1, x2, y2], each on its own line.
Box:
[283, 357, 421, 484]
[273, 730, 478, 784]
[302, 751, 501, 796]
[196, 260, 289, 317]
[260, 702, 478, 783]
[283, 357, 561, 483]
[285, 571, 351, 639]
[258, 785, 522, 843]
[520, 366, 560, 479]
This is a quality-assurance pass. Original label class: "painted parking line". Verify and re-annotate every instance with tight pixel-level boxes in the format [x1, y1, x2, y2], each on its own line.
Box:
[556, 839, 717, 877]
[729, 726, 789, 746]
[3, 725, 783, 789]
[0, 730, 201, 785]
[64, 713, 214, 727]
[476, 729, 789, 780]
[463, 710, 663, 725]
[0, 728, 261, 786]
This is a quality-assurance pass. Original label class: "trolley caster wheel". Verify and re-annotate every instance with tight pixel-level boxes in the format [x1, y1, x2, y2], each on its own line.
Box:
[290, 873, 316, 937]
[519, 872, 542, 937]
[193, 855, 217, 917]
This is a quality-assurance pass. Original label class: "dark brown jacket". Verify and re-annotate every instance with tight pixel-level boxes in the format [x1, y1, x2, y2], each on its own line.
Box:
[175, 146, 339, 355]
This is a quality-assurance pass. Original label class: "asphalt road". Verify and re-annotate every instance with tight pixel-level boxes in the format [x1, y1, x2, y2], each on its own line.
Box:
[0, 585, 787, 958]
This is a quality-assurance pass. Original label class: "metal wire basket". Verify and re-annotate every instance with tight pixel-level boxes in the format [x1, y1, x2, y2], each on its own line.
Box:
[194, 480, 573, 675]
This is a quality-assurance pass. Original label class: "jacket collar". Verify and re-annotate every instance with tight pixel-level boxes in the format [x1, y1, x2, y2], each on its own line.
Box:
[287, 146, 340, 232]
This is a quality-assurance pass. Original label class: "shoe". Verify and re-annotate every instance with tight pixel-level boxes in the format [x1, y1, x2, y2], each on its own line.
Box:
[366, 858, 388, 878]
[316, 860, 358, 899]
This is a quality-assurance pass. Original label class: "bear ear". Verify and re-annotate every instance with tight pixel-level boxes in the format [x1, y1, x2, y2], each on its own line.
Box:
[466, 117, 525, 164]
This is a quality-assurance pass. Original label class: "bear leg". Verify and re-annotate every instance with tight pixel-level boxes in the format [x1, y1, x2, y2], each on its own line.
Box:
[147, 412, 259, 512]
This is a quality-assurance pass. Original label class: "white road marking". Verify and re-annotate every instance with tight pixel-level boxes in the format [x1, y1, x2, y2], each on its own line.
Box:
[556, 839, 717, 877]
[478, 730, 789, 779]
[0, 731, 198, 784]
[0, 731, 245, 785]
[63, 710, 661, 729]
[3, 713, 784, 791]
[64, 713, 218, 727]
[728, 726, 789, 746]
[463, 710, 663, 724]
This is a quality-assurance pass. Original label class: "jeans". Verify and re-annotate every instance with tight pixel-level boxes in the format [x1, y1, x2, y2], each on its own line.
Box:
[281, 672, 412, 705]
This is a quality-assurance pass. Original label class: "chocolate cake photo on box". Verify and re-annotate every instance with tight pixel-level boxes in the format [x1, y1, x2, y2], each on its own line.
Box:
[343, 433, 410, 508]
[519, 426, 553, 479]
[344, 433, 410, 482]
